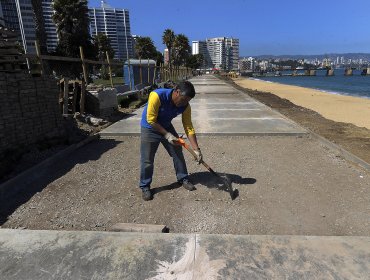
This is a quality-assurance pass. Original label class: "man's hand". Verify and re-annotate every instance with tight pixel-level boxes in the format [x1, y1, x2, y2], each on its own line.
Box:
[165, 132, 178, 145]
[194, 148, 203, 164]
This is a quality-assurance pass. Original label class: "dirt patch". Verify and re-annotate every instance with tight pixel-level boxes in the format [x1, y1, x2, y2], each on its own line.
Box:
[220, 76, 370, 164]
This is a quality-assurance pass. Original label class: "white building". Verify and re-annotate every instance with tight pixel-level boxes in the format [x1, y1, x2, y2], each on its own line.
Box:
[89, 1, 134, 60]
[239, 57, 256, 72]
[192, 40, 209, 68]
[192, 37, 239, 71]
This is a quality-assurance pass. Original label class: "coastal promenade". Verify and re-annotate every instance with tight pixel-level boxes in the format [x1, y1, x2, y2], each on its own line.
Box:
[0, 75, 369, 279]
[101, 75, 307, 136]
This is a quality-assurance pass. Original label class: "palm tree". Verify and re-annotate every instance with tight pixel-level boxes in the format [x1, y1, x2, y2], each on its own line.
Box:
[94, 33, 115, 60]
[52, 0, 95, 77]
[162, 29, 175, 70]
[31, 0, 51, 74]
[134, 37, 157, 60]
[172, 34, 190, 66]
[31, 0, 47, 54]
[52, 0, 94, 58]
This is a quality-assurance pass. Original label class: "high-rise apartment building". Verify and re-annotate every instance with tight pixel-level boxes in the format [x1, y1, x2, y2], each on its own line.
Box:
[2, 0, 134, 59]
[1, 0, 19, 31]
[239, 57, 255, 72]
[225, 37, 239, 70]
[0, 2, 5, 26]
[192, 37, 239, 71]
[1, 0, 36, 54]
[192, 40, 210, 68]
[42, 0, 57, 52]
[89, 1, 134, 60]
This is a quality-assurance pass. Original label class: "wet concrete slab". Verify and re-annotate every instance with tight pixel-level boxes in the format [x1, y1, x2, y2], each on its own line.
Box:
[0, 229, 368, 280]
[100, 75, 307, 136]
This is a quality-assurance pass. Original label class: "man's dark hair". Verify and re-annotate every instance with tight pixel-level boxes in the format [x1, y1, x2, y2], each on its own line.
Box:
[176, 81, 196, 98]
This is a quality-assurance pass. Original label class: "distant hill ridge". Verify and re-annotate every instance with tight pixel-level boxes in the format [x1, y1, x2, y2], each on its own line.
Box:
[242, 53, 370, 60]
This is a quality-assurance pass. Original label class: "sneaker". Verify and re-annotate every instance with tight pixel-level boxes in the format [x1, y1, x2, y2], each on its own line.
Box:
[181, 178, 195, 191]
[142, 187, 153, 201]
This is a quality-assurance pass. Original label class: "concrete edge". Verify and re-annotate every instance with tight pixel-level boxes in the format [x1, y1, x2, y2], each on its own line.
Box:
[309, 131, 370, 172]
[0, 134, 100, 201]
[2, 228, 370, 239]
[100, 132, 308, 137]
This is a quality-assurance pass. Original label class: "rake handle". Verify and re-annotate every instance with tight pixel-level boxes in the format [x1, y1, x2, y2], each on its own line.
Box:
[179, 140, 215, 174]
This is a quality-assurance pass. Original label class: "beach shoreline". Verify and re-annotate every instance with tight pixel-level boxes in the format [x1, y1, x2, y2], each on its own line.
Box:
[233, 77, 370, 130]
[218, 76, 370, 165]
[249, 77, 370, 100]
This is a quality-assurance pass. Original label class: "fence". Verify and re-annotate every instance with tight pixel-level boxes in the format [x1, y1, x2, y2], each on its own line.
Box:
[11, 41, 194, 115]
[23, 41, 193, 89]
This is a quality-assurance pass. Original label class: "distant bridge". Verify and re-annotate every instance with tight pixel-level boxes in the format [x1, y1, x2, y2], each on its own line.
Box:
[250, 67, 370, 77]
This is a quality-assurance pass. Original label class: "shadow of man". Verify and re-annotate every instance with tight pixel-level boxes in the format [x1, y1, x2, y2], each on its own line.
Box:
[0, 138, 122, 225]
[152, 172, 256, 200]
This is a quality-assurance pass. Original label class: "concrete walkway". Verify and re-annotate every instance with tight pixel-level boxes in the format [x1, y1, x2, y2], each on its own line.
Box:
[1, 229, 369, 280]
[100, 75, 307, 136]
[1, 75, 369, 279]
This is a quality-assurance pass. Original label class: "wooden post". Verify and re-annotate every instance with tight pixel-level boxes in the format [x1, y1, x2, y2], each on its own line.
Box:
[153, 63, 157, 84]
[80, 79, 86, 114]
[163, 64, 168, 82]
[79, 46, 89, 85]
[127, 58, 132, 90]
[63, 78, 69, 115]
[34, 40, 44, 76]
[139, 58, 143, 85]
[58, 78, 64, 113]
[147, 58, 150, 84]
[106, 51, 114, 87]
[72, 81, 78, 113]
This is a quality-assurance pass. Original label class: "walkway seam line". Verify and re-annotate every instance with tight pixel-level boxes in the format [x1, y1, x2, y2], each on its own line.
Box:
[192, 234, 197, 280]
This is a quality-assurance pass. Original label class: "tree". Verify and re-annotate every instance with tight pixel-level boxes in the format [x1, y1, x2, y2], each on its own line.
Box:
[162, 29, 175, 69]
[94, 33, 115, 79]
[134, 37, 157, 59]
[172, 34, 191, 66]
[186, 54, 204, 69]
[94, 33, 114, 60]
[52, 0, 96, 77]
[31, 0, 47, 54]
[154, 51, 164, 66]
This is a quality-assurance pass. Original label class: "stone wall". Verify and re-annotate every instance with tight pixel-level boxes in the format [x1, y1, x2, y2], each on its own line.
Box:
[0, 73, 64, 160]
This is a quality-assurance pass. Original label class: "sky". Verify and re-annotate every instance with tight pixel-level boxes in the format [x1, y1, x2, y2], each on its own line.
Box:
[89, 0, 370, 56]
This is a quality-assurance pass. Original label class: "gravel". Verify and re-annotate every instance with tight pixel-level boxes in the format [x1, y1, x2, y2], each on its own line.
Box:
[2, 135, 369, 236]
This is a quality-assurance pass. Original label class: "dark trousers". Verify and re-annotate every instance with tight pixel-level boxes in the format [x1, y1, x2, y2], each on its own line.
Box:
[139, 125, 188, 189]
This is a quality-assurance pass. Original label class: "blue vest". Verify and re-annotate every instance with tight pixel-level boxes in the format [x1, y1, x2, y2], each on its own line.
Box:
[141, 88, 188, 130]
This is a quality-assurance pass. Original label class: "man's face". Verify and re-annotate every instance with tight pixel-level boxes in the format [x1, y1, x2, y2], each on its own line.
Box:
[173, 89, 192, 107]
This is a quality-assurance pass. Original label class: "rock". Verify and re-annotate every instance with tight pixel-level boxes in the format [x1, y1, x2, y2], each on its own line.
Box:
[88, 117, 106, 126]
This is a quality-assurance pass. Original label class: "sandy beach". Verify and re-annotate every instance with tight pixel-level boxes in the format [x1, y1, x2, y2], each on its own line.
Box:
[233, 78, 370, 130]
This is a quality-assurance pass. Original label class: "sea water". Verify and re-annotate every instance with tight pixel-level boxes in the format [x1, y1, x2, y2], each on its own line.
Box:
[258, 69, 370, 99]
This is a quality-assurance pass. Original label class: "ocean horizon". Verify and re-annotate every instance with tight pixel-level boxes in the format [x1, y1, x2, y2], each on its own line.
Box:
[256, 69, 370, 99]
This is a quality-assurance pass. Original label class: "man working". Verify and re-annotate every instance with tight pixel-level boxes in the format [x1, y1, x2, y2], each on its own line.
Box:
[139, 81, 202, 201]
